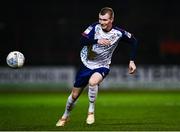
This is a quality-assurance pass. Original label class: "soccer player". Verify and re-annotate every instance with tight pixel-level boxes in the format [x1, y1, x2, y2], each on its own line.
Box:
[56, 7, 138, 126]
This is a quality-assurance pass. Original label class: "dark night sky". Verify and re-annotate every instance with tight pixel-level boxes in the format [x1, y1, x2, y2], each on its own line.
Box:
[0, 0, 180, 66]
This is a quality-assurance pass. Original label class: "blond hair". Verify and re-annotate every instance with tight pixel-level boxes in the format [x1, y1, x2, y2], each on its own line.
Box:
[99, 7, 114, 19]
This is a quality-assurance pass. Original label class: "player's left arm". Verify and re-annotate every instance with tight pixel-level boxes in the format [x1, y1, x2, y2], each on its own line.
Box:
[129, 60, 136, 74]
[121, 30, 138, 74]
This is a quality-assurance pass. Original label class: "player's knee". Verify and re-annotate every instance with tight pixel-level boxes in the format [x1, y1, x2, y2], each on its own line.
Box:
[89, 79, 98, 87]
[89, 72, 103, 87]
[71, 92, 79, 100]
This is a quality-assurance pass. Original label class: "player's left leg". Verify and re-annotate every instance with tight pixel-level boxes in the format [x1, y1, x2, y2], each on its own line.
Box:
[86, 67, 110, 125]
[86, 72, 103, 125]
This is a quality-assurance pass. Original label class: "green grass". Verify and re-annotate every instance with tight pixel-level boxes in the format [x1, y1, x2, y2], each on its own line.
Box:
[0, 91, 180, 131]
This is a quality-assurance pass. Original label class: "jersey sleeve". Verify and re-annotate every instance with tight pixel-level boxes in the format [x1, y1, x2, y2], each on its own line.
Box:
[120, 29, 138, 61]
[80, 23, 98, 46]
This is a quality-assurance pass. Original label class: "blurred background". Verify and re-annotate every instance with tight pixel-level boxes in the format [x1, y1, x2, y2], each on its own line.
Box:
[0, 0, 180, 91]
[1, 1, 180, 130]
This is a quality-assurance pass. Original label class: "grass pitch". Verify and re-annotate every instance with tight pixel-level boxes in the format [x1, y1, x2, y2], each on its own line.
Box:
[0, 90, 180, 131]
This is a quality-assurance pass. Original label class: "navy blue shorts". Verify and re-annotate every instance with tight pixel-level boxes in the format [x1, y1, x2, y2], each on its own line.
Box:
[73, 64, 110, 88]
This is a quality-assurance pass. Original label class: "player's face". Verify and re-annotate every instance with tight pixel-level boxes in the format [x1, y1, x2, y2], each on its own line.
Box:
[99, 13, 114, 31]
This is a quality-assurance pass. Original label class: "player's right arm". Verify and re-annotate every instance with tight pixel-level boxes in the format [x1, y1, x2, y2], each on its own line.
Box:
[97, 39, 111, 45]
[80, 23, 111, 46]
[80, 23, 98, 46]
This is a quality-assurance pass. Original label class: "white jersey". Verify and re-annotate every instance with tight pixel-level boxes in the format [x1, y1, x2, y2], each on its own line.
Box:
[80, 22, 133, 69]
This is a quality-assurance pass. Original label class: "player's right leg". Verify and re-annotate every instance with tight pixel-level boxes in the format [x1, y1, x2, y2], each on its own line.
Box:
[56, 64, 94, 126]
[56, 87, 83, 127]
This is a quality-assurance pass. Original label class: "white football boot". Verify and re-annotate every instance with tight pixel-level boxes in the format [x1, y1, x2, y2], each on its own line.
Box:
[56, 117, 69, 127]
[86, 113, 95, 125]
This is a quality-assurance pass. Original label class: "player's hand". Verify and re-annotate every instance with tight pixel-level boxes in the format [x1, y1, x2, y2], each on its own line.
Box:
[129, 61, 136, 74]
[97, 38, 111, 45]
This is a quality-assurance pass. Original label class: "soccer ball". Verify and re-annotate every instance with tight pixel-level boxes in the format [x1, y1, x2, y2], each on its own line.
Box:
[6, 51, 25, 68]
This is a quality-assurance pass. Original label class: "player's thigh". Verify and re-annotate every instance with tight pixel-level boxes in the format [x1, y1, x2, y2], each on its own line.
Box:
[89, 72, 103, 86]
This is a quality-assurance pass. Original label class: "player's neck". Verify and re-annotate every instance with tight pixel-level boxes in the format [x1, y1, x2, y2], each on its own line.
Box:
[103, 25, 113, 32]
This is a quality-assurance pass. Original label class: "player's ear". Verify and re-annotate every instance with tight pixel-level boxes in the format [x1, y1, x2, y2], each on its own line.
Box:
[110, 17, 114, 23]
